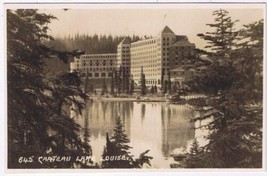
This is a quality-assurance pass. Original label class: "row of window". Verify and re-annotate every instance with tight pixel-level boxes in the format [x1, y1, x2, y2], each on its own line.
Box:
[76, 63, 115, 67]
[76, 59, 116, 63]
[80, 67, 116, 71]
[131, 39, 157, 47]
[81, 55, 116, 59]
[82, 72, 113, 78]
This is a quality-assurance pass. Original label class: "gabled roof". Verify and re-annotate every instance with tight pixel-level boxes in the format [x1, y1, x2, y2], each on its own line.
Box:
[118, 37, 131, 45]
[160, 26, 175, 34]
[170, 40, 195, 47]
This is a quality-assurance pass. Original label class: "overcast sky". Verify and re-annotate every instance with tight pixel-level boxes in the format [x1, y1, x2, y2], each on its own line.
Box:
[38, 4, 264, 49]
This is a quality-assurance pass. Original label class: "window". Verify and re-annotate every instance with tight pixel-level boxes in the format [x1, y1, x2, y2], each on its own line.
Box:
[101, 73, 106, 77]
[95, 73, 99, 77]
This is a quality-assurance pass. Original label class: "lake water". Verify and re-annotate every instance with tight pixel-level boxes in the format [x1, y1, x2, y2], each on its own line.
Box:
[75, 100, 197, 168]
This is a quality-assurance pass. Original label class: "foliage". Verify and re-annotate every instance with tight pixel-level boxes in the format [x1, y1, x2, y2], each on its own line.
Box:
[167, 71, 172, 94]
[140, 67, 146, 96]
[182, 139, 205, 168]
[101, 78, 108, 95]
[101, 118, 152, 168]
[110, 72, 115, 95]
[184, 10, 263, 168]
[129, 74, 135, 95]
[7, 9, 93, 168]
[44, 33, 141, 54]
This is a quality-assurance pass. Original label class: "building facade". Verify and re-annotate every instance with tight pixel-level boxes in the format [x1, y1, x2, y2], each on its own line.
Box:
[117, 37, 131, 75]
[70, 53, 118, 78]
[130, 26, 195, 87]
[70, 26, 195, 88]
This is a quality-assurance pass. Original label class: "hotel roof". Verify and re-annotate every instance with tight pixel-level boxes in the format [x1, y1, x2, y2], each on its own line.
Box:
[160, 26, 175, 34]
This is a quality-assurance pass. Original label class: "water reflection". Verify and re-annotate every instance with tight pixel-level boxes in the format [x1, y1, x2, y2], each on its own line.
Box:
[75, 101, 196, 168]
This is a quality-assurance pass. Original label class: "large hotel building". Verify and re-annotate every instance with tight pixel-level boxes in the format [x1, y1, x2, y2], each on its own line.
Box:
[70, 26, 195, 88]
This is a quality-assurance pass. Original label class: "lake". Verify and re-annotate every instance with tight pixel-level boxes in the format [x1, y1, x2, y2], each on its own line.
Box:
[75, 100, 198, 168]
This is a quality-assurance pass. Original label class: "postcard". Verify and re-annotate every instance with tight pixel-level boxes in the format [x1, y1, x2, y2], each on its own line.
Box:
[4, 2, 265, 174]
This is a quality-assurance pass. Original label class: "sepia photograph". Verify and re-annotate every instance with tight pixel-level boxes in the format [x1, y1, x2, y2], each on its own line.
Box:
[5, 3, 265, 171]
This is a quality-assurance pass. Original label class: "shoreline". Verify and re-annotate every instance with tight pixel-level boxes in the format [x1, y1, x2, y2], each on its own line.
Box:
[89, 96, 167, 102]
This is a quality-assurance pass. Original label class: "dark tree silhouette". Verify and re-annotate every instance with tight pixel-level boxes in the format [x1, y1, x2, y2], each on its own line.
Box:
[183, 9, 263, 168]
[101, 118, 152, 168]
[7, 9, 93, 168]
[140, 67, 146, 96]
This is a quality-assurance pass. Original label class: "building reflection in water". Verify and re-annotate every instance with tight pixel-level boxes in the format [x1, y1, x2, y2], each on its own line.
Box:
[76, 101, 195, 168]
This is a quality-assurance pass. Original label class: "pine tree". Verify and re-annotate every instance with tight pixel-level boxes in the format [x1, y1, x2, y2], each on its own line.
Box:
[110, 72, 115, 95]
[167, 70, 172, 94]
[101, 117, 153, 168]
[140, 67, 146, 96]
[172, 84, 177, 94]
[154, 85, 157, 93]
[184, 10, 263, 168]
[122, 70, 126, 94]
[150, 86, 155, 94]
[7, 9, 92, 168]
[101, 78, 107, 96]
[111, 118, 132, 154]
[129, 74, 135, 95]
[164, 81, 168, 94]
[182, 139, 204, 168]
[197, 9, 239, 60]
[125, 72, 130, 94]
[116, 67, 122, 95]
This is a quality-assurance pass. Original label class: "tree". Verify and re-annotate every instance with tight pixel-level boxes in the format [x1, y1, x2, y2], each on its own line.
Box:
[101, 78, 107, 96]
[101, 117, 152, 168]
[125, 72, 130, 94]
[182, 139, 204, 168]
[184, 10, 263, 168]
[110, 72, 115, 95]
[129, 74, 135, 95]
[122, 70, 126, 93]
[115, 68, 122, 95]
[89, 84, 94, 93]
[163, 81, 168, 94]
[150, 86, 155, 94]
[172, 84, 177, 94]
[167, 70, 172, 94]
[140, 67, 146, 96]
[7, 9, 93, 168]
[197, 9, 239, 60]
[154, 85, 157, 93]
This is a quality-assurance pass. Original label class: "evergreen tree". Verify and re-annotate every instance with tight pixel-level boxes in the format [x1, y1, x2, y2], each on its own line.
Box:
[7, 9, 93, 168]
[101, 117, 152, 168]
[164, 81, 168, 94]
[154, 85, 157, 93]
[122, 71, 126, 93]
[184, 10, 263, 168]
[167, 70, 172, 94]
[101, 78, 107, 95]
[140, 67, 146, 96]
[110, 72, 115, 95]
[129, 74, 135, 95]
[150, 86, 155, 94]
[182, 139, 204, 168]
[116, 67, 122, 95]
[111, 118, 132, 154]
[125, 72, 130, 94]
[197, 9, 239, 60]
[172, 84, 177, 94]
[89, 84, 94, 93]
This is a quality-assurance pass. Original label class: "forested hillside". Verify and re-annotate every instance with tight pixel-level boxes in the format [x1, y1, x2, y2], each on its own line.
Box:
[43, 34, 141, 73]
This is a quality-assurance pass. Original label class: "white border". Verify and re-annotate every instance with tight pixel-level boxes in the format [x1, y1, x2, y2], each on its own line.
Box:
[1, 1, 266, 176]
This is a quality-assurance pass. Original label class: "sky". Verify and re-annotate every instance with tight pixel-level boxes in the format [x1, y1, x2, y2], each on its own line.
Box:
[38, 4, 264, 49]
